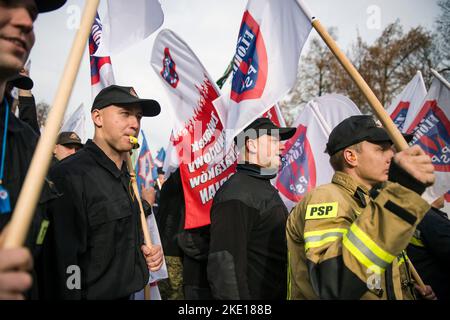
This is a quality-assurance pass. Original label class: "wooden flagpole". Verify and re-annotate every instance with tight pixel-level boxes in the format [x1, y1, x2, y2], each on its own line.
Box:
[125, 150, 153, 300]
[1, 0, 100, 249]
[295, 0, 426, 291]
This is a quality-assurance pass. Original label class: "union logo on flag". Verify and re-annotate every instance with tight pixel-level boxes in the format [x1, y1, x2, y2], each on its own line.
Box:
[408, 101, 450, 172]
[160, 47, 179, 88]
[276, 125, 316, 202]
[230, 11, 268, 103]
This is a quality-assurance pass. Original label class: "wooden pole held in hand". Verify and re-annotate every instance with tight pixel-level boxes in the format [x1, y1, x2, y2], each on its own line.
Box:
[1, 0, 100, 249]
[125, 153, 153, 300]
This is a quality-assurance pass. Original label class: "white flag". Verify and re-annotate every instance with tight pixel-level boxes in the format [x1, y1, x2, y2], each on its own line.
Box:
[405, 77, 450, 203]
[150, 29, 237, 229]
[93, 0, 164, 57]
[60, 103, 86, 142]
[275, 94, 361, 211]
[218, 0, 312, 152]
[388, 71, 427, 133]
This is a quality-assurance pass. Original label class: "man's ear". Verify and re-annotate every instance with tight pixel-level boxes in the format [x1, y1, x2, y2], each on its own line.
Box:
[343, 148, 358, 167]
[246, 138, 258, 154]
[91, 109, 102, 127]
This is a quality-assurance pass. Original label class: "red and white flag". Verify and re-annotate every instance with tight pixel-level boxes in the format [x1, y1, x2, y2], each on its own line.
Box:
[387, 71, 427, 133]
[275, 94, 361, 211]
[150, 30, 238, 229]
[262, 103, 286, 127]
[405, 77, 450, 203]
[89, 13, 115, 98]
[217, 0, 312, 152]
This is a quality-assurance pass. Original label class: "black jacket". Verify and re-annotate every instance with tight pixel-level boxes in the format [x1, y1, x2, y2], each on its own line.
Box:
[208, 163, 289, 300]
[40, 140, 149, 299]
[0, 101, 57, 299]
[407, 208, 450, 300]
[156, 168, 184, 257]
[18, 95, 40, 135]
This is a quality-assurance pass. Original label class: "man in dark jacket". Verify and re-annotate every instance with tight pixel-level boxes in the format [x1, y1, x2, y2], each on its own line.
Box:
[407, 195, 450, 300]
[207, 118, 296, 299]
[40, 85, 164, 299]
[0, 0, 67, 300]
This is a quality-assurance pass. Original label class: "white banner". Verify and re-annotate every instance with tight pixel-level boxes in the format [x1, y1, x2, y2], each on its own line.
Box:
[94, 0, 164, 57]
[218, 0, 312, 152]
[60, 103, 86, 142]
[406, 77, 450, 203]
[388, 71, 427, 132]
[150, 29, 237, 229]
[276, 94, 361, 211]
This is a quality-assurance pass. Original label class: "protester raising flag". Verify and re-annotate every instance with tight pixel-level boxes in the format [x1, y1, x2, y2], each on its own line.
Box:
[60, 103, 86, 141]
[93, 0, 164, 57]
[151, 30, 238, 229]
[387, 71, 427, 132]
[276, 94, 361, 211]
[89, 13, 115, 98]
[217, 0, 312, 152]
[405, 75, 450, 204]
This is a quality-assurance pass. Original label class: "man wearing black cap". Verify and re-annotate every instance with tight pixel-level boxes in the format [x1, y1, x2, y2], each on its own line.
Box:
[53, 131, 83, 161]
[287, 115, 437, 300]
[0, 0, 66, 300]
[207, 117, 296, 299]
[41, 85, 163, 299]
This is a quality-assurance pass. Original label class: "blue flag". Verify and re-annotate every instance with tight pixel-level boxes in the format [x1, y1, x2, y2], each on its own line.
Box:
[135, 133, 155, 194]
[151, 147, 166, 180]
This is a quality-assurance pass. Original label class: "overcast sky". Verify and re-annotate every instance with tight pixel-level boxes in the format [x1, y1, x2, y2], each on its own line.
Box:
[28, 0, 441, 154]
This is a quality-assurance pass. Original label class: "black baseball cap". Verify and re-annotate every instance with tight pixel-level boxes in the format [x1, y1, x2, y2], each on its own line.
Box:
[92, 85, 161, 117]
[8, 74, 33, 90]
[235, 117, 296, 147]
[326, 115, 393, 156]
[36, 0, 67, 13]
[56, 131, 83, 147]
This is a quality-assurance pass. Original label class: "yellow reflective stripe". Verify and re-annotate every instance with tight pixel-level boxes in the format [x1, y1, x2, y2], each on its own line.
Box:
[350, 224, 395, 264]
[304, 228, 347, 251]
[343, 235, 383, 274]
[410, 236, 425, 247]
[305, 236, 342, 250]
[304, 228, 348, 238]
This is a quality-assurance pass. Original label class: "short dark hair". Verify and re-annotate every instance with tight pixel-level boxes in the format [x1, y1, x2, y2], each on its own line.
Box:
[329, 142, 362, 171]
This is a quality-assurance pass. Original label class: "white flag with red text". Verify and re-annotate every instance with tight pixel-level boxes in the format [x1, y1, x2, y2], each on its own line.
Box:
[151, 29, 238, 229]
[276, 94, 361, 211]
[217, 0, 312, 152]
[405, 77, 450, 203]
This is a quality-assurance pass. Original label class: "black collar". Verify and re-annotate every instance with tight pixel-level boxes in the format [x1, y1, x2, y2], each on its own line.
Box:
[236, 162, 277, 180]
[85, 139, 128, 179]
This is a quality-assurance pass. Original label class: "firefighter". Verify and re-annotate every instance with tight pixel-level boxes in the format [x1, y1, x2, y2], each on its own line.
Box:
[287, 115, 436, 300]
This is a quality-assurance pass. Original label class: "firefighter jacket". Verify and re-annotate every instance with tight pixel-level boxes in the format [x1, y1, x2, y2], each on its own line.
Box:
[287, 171, 430, 300]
